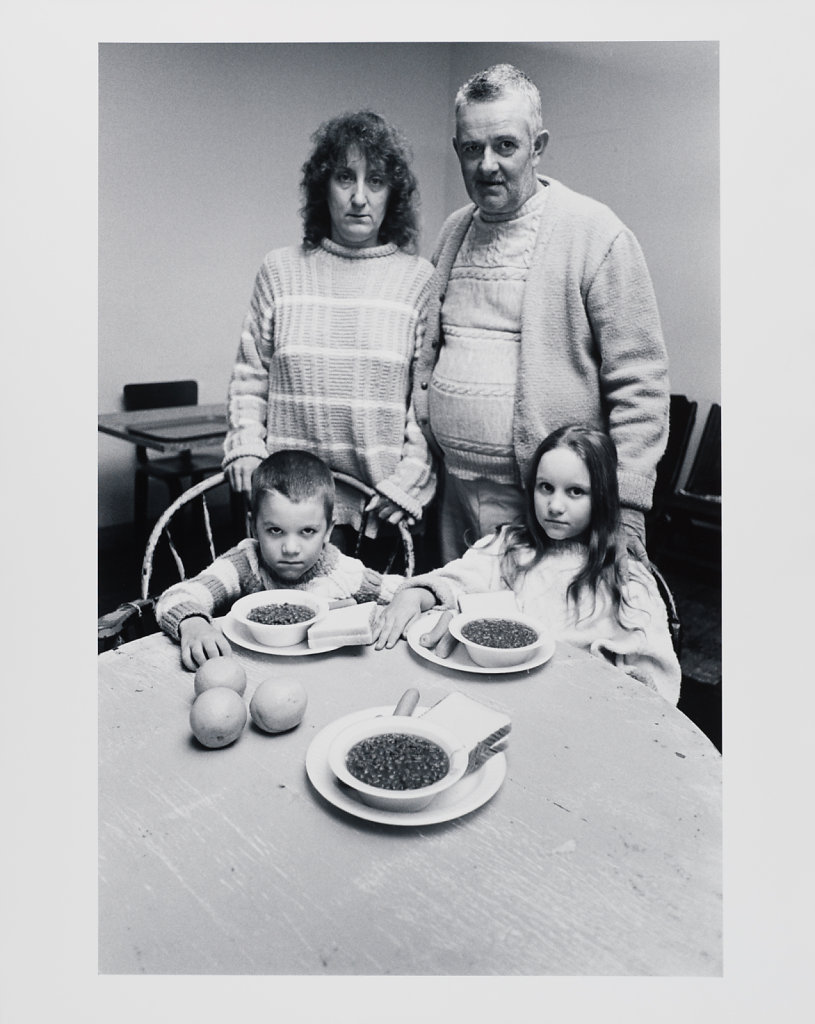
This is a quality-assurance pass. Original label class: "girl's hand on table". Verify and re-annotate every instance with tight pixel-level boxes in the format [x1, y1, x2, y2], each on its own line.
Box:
[373, 588, 435, 649]
[179, 617, 233, 671]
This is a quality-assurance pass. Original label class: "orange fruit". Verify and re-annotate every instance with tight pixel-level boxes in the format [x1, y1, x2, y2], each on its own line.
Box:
[249, 678, 308, 734]
[190, 687, 247, 748]
[194, 656, 247, 696]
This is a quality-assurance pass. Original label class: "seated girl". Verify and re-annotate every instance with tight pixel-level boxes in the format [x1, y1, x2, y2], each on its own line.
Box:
[373, 425, 681, 705]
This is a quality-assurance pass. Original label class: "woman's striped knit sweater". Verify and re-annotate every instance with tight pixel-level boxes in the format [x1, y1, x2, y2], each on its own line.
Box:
[224, 239, 437, 520]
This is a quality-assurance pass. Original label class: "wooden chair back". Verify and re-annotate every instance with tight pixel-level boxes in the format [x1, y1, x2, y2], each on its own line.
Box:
[140, 472, 415, 600]
[100, 470, 416, 652]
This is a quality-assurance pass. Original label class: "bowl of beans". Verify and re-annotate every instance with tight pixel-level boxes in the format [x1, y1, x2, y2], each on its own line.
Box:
[328, 714, 470, 812]
[448, 610, 546, 668]
[230, 590, 328, 647]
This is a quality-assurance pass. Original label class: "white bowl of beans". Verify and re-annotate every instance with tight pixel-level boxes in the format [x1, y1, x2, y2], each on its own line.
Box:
[448, 610, 546, 668]
[328, 714, 470, 812]
[230, 590, 328, 647]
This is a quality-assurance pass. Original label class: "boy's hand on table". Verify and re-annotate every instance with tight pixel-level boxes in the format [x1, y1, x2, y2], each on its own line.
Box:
[373, 588, 435, 650]
[179, 616, 233, 671]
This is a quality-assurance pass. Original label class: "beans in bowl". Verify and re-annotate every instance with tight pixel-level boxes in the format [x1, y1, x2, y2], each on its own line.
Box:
[461, 617, 539, 649]
[246, 601, 316, 625]
[345, 733, 450, 791]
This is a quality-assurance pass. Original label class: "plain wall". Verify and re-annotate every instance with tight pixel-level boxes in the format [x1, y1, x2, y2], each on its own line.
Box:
[99, 41, 719, 528]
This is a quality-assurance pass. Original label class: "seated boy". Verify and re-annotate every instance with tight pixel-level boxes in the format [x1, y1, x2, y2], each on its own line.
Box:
[156, 449, 403, 670]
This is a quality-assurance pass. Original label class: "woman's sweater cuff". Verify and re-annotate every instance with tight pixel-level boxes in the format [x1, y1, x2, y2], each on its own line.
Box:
[374, 481, 423, 520]
[222, 448, 267, 470]
[375, 480, 424, 519]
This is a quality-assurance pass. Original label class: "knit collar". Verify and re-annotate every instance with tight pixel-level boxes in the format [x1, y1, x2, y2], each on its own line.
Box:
[543, 538, 589, 557]
[260, 542, 341, 589]
[477, 179, 549, 225]
[320, 237, 399, 260]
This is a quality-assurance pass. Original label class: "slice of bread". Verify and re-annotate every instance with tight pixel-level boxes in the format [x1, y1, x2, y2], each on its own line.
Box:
[307, 601, 377, 648]
[420, 692, 511, 771]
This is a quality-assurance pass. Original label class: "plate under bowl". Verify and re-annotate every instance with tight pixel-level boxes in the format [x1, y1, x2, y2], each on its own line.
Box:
[448, 610, 548, 668]
[230, 590, 328, 647]
[327, 714, 469, 812]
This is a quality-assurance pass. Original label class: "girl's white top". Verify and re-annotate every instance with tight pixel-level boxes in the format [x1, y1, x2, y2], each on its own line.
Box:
[400, 528, 682, 705]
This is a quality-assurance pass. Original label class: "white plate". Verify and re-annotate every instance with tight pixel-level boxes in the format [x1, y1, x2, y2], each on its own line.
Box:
[220, 612, 342, 657]
[305, 706, 507, 827]
[405, 610, 556, 676]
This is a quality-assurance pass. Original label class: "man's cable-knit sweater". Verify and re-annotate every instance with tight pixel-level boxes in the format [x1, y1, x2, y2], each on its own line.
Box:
[413, 177, 670, 513]
[429, 187, 548, 487]
[155, 539, 402, 641]
[224, 238, 437, 520]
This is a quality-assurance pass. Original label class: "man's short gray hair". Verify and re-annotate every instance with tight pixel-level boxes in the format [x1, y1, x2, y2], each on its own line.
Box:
[454, 63, 543, 136]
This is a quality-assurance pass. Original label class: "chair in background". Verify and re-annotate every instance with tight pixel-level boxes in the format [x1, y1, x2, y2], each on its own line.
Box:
[98, 470, 414, 652]
[646, 393, 698, 548]
[651, 402, 721, 568]
[123, 380, 224, 538]
[676, 402, 721, 504]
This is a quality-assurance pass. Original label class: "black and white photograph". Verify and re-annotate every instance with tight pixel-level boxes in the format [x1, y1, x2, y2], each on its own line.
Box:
[4, 1, 813, 1021]
[96, 37, 722, 976]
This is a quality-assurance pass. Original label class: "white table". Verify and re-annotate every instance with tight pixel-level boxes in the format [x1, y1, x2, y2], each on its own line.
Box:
[98, 628, 722, 975]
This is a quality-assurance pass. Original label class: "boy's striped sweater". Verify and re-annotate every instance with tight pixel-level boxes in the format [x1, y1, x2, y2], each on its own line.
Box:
[155, 539, 402, 641]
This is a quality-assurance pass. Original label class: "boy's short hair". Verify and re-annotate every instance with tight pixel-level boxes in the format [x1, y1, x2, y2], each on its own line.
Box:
[250, 449, 335, 523]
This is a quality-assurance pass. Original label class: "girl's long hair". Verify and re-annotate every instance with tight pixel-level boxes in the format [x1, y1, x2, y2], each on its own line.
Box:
[500, 425, 629, 621]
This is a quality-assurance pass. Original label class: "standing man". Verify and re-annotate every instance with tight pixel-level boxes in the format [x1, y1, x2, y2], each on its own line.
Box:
[414, 63, 669, 562]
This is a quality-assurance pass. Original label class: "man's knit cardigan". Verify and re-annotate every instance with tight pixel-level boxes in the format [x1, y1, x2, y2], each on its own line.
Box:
[224, 238, 436, 521]
[413, 178, 670, 513]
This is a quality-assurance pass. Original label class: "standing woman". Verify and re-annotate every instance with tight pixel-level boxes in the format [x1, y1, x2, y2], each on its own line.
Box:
[223, 110, 437, 534]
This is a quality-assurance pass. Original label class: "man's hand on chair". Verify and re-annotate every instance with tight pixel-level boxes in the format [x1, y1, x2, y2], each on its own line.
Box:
[619, 507, 650, 577]
[365, 494, 415, 527]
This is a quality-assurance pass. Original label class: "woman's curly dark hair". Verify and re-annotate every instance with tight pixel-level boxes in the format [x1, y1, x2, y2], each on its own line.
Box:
[300, 110, 419, 252]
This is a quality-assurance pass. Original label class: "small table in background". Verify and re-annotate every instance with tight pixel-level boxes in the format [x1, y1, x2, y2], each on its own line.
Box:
[98, 403, 238, 539]
[97, 402, 228, 453]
